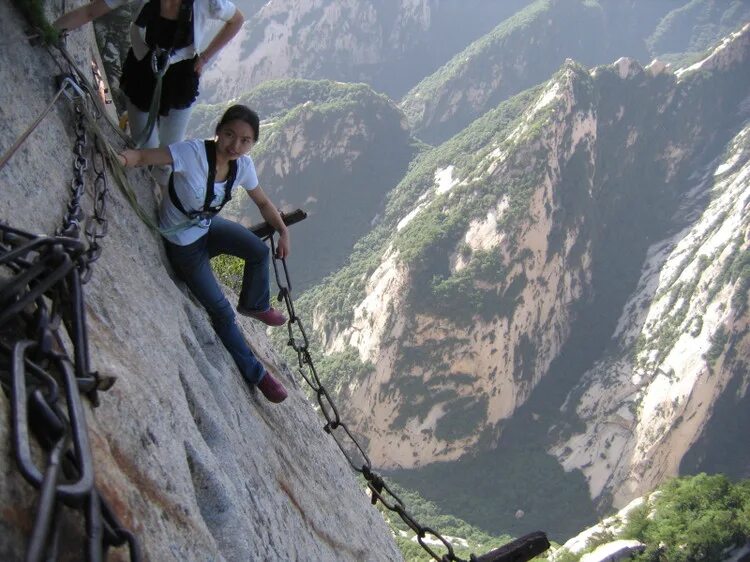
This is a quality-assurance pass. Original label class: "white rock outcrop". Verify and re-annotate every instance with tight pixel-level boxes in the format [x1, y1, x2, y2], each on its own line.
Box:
[550, 20, 750, 503]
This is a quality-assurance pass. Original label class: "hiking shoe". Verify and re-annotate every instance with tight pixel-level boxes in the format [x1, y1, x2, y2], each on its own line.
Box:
[237, 305, 287, 326]
[257, 372, 288, 403]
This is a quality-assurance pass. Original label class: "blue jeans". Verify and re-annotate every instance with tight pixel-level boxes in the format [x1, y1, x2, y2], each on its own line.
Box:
[164, 217, 271, 384]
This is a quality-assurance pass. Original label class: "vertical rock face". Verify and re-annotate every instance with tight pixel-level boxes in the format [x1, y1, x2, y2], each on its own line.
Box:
[550, 27, 750, 507]
[0, 3, 401, 561]
[322, 63, 599, 469]
[307, 21, 750, 518]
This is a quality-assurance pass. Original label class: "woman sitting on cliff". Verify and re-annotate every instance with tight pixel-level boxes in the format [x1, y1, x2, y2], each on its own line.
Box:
[118, 105, 289, 403]
[54, 0, 244, 148]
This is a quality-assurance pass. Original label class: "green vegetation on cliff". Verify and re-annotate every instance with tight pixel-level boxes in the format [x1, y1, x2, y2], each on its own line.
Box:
[625, 474, 750, 561]
[189, 79, 397, 138]
[300, 81, 546, 338]
[646, 0, 750, 65]
[553, 474, 750, 562]
[11, 0, 59, 43]
[642, 476, 747, 561]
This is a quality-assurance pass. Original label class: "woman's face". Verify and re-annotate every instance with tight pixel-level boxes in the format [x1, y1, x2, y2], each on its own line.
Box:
[216, 119, 256, 160]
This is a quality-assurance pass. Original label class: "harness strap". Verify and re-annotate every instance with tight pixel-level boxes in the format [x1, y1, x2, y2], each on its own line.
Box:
[168, 140, 238, 221]
[203, 138, 218, 210]
[131, 0, 195, 147]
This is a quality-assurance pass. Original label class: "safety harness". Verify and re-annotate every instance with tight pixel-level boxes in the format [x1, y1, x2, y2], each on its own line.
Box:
[131, 0, 195, 147]
[168, 139, 238, 222]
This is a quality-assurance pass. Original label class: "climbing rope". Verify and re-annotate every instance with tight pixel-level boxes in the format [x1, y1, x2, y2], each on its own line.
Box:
[40, 47, 200, 237]
[267, 238, 550, 562]
[50, 39, 132, 146]
[0, 71, 140, 560]
[0, 76, 82, 172]
[130, 48, 170, 148]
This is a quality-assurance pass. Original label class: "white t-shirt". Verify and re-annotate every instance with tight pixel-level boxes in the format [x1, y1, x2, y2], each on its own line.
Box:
[104, 0, 238, 64]
[160, 139, 259, 246]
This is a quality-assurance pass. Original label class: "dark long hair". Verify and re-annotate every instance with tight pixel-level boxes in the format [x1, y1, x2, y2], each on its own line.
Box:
[215, 105, 260, 142]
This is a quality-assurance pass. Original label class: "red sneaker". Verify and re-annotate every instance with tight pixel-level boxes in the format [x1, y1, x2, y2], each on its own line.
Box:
[237, 305, 287, 326]
[257, 372, 288, 403]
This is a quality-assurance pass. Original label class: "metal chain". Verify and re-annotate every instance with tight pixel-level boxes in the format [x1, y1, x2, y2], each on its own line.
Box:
[82, 130, 110, 282]
[58, 103, 88, 240]
[0, 226, 140, 561]
[0, 67, 139, 559]
[53, 95, 109, 284]
[267, 234, 550, 562]
[267, 237, 462, 562]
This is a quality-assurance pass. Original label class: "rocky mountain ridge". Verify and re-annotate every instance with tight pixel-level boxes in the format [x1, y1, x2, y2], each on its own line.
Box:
[199, 0, 531, 102]
[299, 21, 750, 536]
[400, 0, 750, 144]
[551, 45, 750, 506]
[319, 60, 598, 469]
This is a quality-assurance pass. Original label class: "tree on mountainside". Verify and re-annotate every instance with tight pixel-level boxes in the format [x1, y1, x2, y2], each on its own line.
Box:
[623, 474, 750, 562]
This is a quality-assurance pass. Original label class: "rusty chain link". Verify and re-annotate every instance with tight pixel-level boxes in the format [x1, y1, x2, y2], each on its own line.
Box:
[267, 236, 549, 562]
[0, 69, 140, 560]
[82, 122, 110, 282]
[58, 102, 88, 241]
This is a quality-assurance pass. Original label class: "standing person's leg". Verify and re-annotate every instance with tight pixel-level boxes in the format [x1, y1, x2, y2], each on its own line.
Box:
[158, 106, 194, 147]
[164, 237, 290, 404]
[207, 217, 285, 325]
[125, 99, 159, 148]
